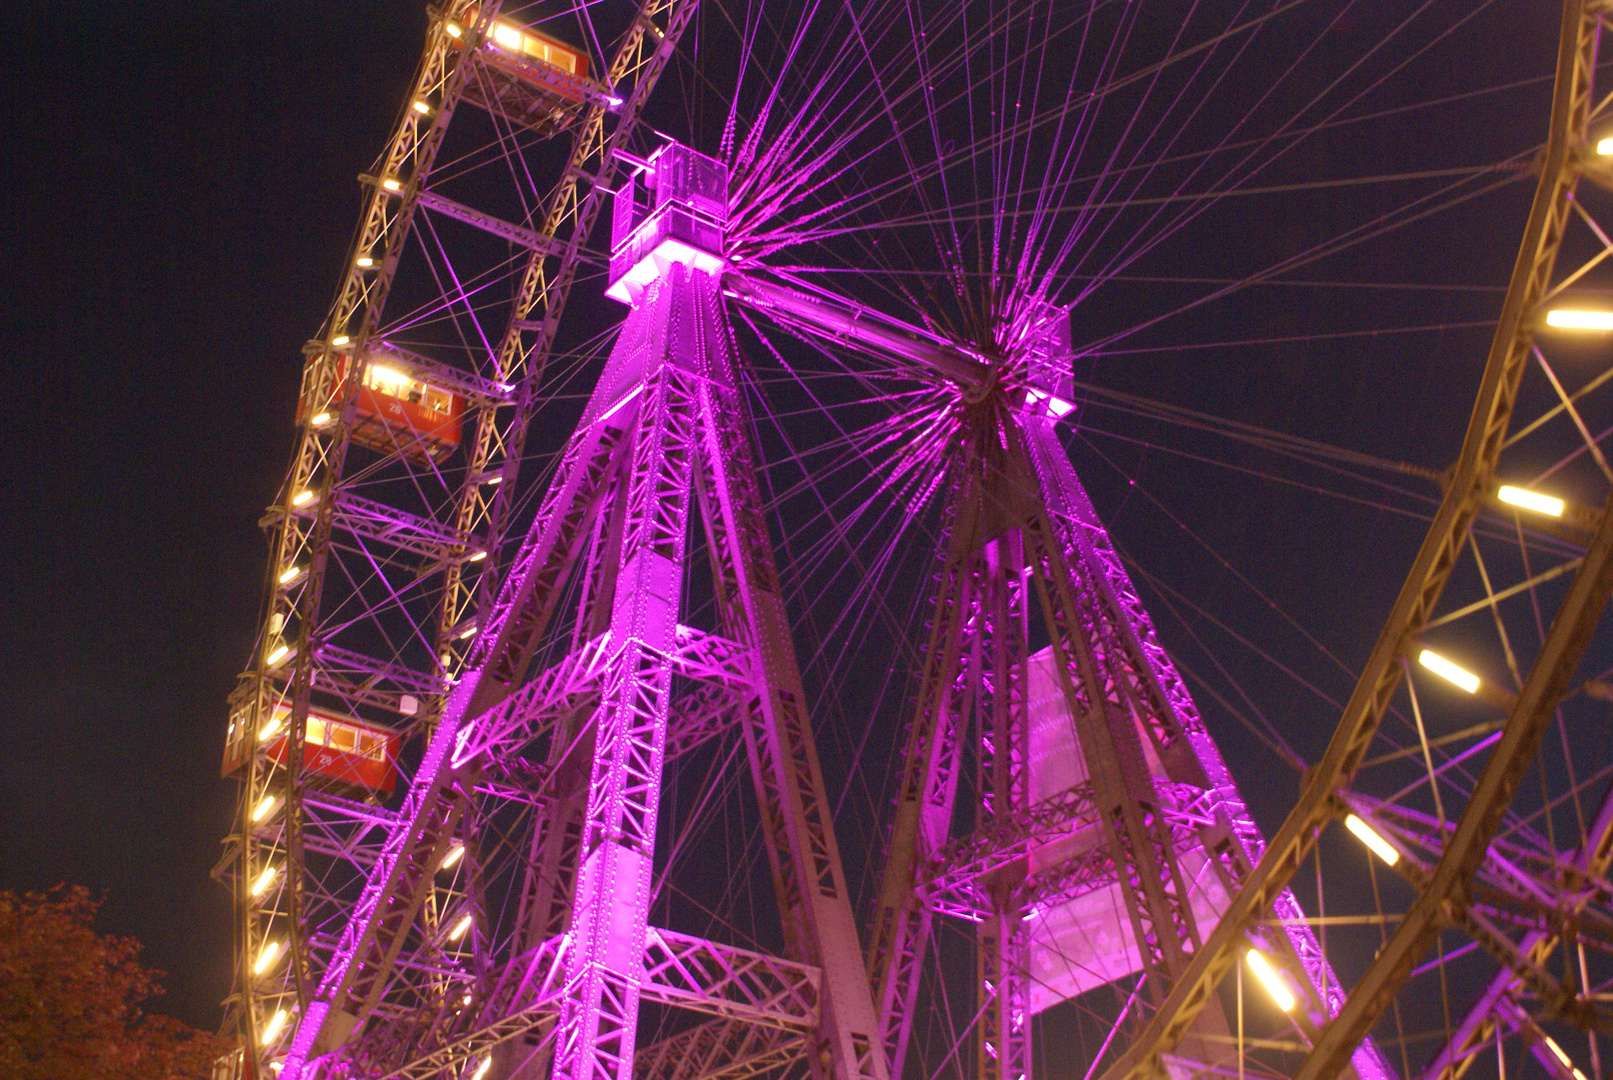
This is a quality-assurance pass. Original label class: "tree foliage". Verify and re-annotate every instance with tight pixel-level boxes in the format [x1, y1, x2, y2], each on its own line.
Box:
[0, 885, 233, 1080]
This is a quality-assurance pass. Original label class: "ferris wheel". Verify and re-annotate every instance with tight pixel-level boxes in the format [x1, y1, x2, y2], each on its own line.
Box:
[213, 3, 1613, 1080]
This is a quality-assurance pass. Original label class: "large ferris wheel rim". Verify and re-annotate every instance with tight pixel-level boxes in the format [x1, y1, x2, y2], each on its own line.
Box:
[1097, 1, 1607, 1076]
[227, 0, 698, 1069]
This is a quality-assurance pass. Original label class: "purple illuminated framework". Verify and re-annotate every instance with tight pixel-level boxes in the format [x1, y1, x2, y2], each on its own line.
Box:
[277, 143, 887, 1080]
[264, 140, 1396, 1080]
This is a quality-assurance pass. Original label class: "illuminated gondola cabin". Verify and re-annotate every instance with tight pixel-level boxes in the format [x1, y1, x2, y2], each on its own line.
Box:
[303, 354, 465, 464]
[222, 702, 399, 795]
[449, 11, 593, 135]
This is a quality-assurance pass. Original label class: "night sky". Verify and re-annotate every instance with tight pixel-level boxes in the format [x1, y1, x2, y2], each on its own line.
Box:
[0, 0, 1569, 1047]
[3, 1, 430, 1028]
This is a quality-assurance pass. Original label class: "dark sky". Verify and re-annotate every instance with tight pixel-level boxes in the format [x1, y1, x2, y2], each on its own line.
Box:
[0, 0, 1567, 1045]
[2, 1, 428, 1029]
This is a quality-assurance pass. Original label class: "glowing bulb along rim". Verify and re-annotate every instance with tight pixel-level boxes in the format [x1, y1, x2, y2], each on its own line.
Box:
[1545, 308, 1613, 329]
[254, 939, 283, 975]
[448, 913, 473, 941]
[252, 795, 280, 823]
[1497, 484, 1565, 517]
[260, 1007, 289, 1046]
[1344, 814, 1400, 866]
[1245, 948, 1297, 1012]
[251, 864, 279, 897]
[440, 843, 466, 870]
[1417, 648, 1481, 694]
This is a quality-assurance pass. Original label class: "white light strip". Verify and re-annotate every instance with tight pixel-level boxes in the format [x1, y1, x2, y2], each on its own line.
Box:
[1418, 649, 1480, 694]
[251, 864, 279, 897]
[1245, 948, 1296, 1012]
[1497, 485, 1565, 517]
[260, 1007, 288, 1045]
[1546, 309, 1613, 330]
[254, 939, 283, 975]
[1344, 814, 1400, 866]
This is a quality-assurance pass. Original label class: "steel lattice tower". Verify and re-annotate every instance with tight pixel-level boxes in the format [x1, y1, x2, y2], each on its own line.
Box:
[244, 135, 1394, 1080]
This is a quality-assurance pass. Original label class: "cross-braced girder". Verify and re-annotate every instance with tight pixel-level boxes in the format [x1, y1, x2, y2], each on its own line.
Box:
[256, 139, 890, 1080]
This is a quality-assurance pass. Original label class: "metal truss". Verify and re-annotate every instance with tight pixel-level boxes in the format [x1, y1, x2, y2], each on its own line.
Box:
[634, 1021, 806, 1080]
[383, 928, 816, 1080]
[728, 273, 1391, 1080]
[255, 143, 888, 1080]
[1419, 780, 1613, 1080]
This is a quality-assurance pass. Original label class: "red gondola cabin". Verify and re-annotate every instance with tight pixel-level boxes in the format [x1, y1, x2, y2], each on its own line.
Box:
[450, 11, 593, 136]
[481, 18, 588, 84]
[266, 704, 398, 795]
[222, 700, 399, 796]
[301, 353, 465, 464]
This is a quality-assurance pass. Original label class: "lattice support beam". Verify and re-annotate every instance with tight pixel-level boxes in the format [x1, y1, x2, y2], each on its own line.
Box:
[1421, 779, 1613, 1080]
[635, 1018, 806, 1080]
[550, 269, 703, 1080]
